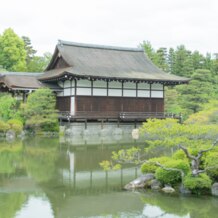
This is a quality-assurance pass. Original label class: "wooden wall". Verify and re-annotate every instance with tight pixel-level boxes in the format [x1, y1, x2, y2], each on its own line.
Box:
[75, 96, 164, 113]
[56, 96, 71, 111]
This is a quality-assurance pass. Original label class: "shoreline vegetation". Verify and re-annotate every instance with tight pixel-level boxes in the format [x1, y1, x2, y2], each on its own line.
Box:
[0, 88, 59, 137]
[100, 118, 218, 196]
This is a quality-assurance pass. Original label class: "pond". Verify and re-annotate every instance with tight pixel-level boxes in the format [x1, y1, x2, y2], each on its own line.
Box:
[0, 132, 217, 218]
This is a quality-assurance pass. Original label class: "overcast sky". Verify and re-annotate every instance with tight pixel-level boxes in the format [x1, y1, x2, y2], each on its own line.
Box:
[0, 0, 218, 55]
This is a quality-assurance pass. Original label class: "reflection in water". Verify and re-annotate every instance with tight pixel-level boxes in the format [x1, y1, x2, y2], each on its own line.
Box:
[0, 135, 217, 218]
[15, 196, 54, 218]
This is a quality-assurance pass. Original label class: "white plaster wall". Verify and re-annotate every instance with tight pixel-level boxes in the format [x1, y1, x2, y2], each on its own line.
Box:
[123, 89, 136, 97]
[108, 89, 122, 96]
[151, 90, 163, 98]
[137, 90, 150, 97]
[77, 88, 92, 95]
[64, 88, 71, 96]
[93, 88, 107, 96]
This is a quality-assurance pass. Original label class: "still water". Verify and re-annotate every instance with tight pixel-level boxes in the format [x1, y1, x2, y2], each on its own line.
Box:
[0, 132, 218, 218]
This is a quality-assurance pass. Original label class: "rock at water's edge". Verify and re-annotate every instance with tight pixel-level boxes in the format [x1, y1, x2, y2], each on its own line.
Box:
[162, 185, 175, 193]
[211, 183, 218, 196]
[150, 179, 161, 190]
[179, 184, 191, 194]
[124, 174, 155, 190]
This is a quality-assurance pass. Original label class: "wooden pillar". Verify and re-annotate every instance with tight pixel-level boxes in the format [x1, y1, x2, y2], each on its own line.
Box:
[101, 120, 104, 129]
[22, 91, 27, 102]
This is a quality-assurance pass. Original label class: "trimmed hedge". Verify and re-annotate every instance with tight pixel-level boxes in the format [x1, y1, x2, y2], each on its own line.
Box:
[183, 173, 212, 194]
[155, 159, 190, 185]
[141, 156, 171, 174]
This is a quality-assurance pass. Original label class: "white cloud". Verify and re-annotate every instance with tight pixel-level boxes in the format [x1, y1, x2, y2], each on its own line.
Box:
[0, 0, 218, 55]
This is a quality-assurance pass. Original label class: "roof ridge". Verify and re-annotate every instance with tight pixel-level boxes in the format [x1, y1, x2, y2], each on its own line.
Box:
[58, 40, 144, 52]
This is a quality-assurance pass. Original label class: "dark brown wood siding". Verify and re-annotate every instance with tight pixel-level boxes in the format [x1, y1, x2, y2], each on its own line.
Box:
[75, 96, 164, 113]
[56, 96, 71, 111]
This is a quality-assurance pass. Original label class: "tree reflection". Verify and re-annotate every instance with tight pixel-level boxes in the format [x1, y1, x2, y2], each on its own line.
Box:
[0, 193, 27, 218]
[0, 140, 23, 176]
[23, 140, 59, 183]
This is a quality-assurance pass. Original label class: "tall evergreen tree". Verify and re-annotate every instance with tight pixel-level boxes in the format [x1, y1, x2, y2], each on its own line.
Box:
[168, 48, 176, 74]
[174, 45, 193, 77]
[22, 36, 37, 65]
[140, 41, 156, 61]
[155, 47, 169, 72]
[177, 69, 215, 114]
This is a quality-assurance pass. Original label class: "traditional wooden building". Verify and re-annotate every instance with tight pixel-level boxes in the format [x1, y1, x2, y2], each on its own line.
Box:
[0, 40, 189, 121]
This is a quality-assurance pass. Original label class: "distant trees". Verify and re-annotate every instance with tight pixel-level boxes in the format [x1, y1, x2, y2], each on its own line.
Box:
[26, 52, 52, 72]
[140, 41, 218, 117]
[0, 28, 51, 73]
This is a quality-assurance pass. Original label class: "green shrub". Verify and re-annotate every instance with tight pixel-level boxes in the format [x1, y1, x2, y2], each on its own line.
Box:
[0, 94, 17, 121]
[172, 149, 187, 160]
[0, 120, 10, 133]
[141, 156, 171, 174]
[203, 152, 218, 181]
[41, 121, 59, 132]
[7, 119, 23, 134]
[24, 88, 59, 132]
[183, 173, 212, 194]
[155, 159, 190, 185]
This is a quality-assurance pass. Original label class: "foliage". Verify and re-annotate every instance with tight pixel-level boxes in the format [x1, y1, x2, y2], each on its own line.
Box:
[24, 88, 59, 132]
[0, 120, 10, 133]
[0, 28, 26, 71]
[141, 156, 170, 174]
[0, 28, 51, 73]
[155, 160, 190, 185]
[140, 41, 218, 118]
[172, 149, 188, 160]
[7, 119, 23, 134]
[22, 36, 37, 65]
[185, 100, 218, 124]
[164, 87, 183, 114]
[203, 152, 218, 180]
[177, 69, 217, 114]
[183, 173, 212, 194]
[26, 52, 52, 72]
[140, 118, 218, 151]
[0, 94, 17, 121]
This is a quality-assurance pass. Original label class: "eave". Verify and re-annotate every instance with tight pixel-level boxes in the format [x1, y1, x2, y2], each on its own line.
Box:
[39, 71, 190, 85]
